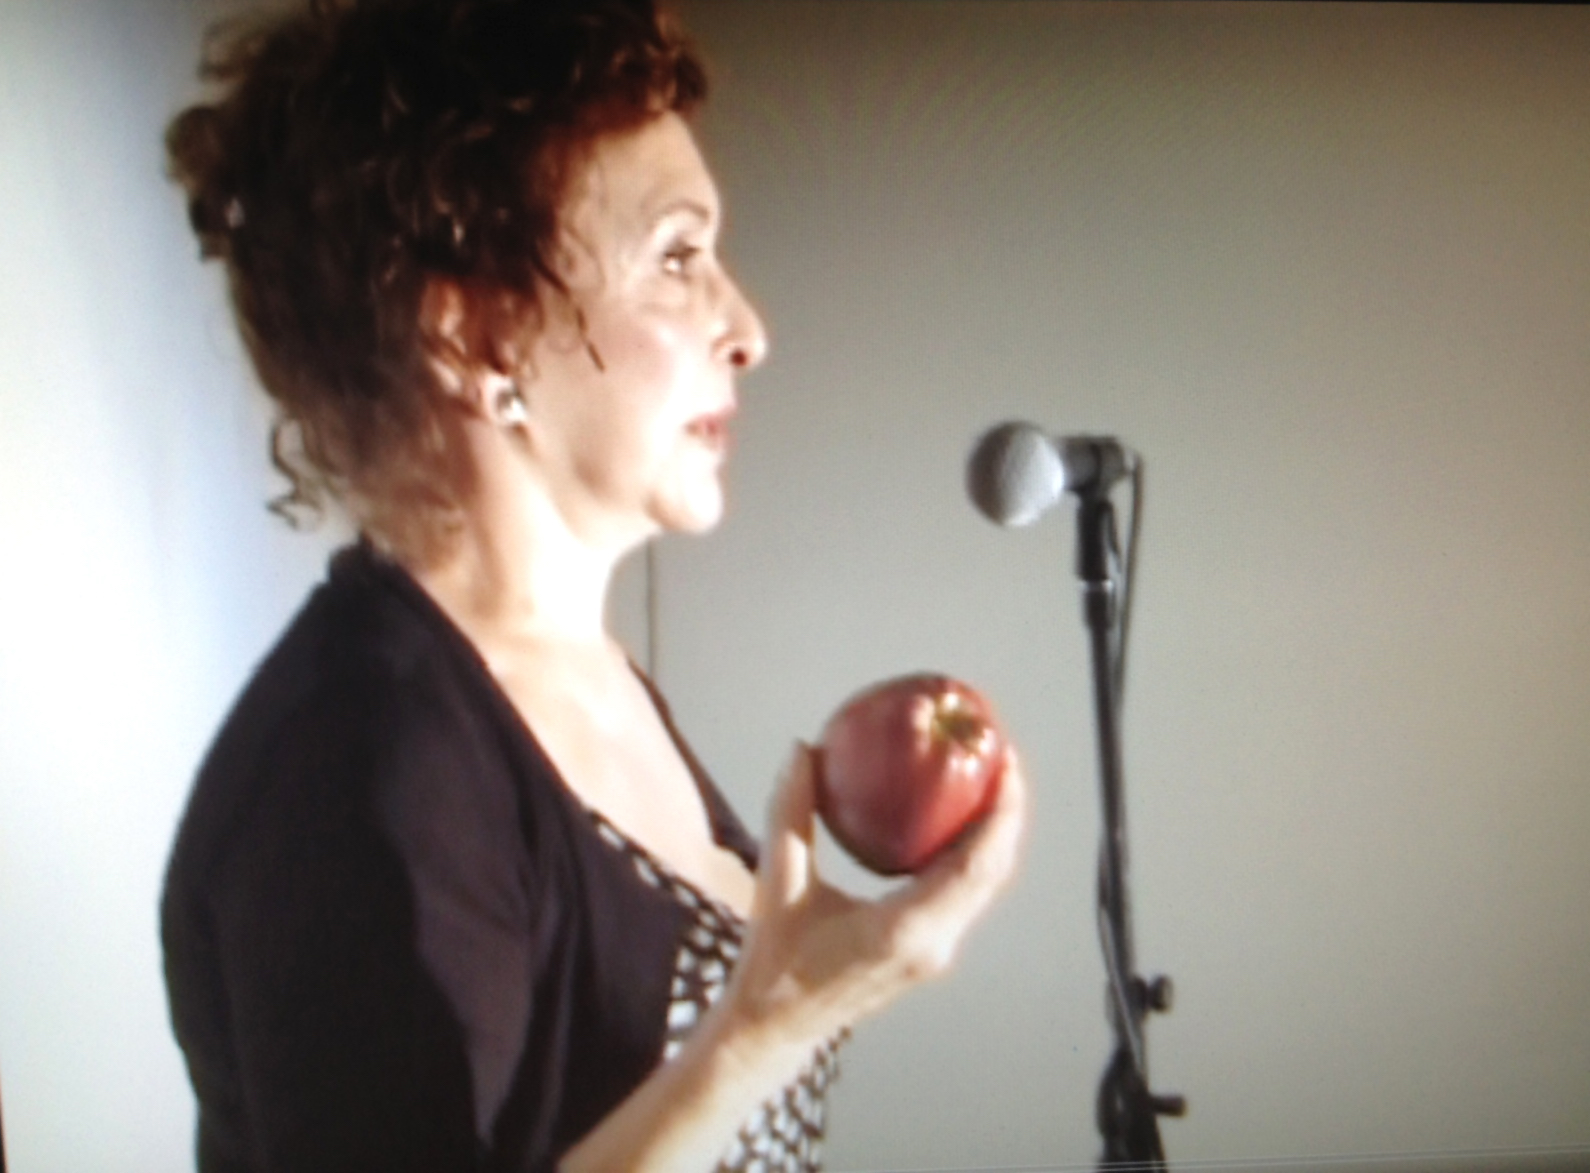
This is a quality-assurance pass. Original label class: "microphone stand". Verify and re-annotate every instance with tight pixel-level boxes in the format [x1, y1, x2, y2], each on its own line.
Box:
[1069, 467, 1184, 1169]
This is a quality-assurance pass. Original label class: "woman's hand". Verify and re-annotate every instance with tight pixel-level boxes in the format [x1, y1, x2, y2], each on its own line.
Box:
[720, 739, 1028, 1057]
[558, 742, 1025, 1172]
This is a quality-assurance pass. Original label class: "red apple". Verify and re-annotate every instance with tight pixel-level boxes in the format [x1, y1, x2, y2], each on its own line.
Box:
[815, 673, 1006, 876]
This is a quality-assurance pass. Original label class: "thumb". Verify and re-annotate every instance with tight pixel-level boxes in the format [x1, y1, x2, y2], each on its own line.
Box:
[756, 742, 819, 914]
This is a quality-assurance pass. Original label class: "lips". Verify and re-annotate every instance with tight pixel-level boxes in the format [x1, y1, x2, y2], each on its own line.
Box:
[686, 407, 735, 451]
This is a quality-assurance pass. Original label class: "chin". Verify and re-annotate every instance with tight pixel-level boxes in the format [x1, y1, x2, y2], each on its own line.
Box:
[669, 503, 725, 535]
[651, 484, 726, 536]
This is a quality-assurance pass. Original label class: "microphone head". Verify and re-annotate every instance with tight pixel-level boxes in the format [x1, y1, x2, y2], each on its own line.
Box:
[966, 421, 1064, 526]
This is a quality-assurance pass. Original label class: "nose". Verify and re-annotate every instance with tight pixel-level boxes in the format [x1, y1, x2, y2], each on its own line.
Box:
[715, 270, 768, 372]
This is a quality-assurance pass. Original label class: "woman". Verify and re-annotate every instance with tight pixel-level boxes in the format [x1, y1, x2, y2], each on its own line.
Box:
[160, 1, 1027, 1170]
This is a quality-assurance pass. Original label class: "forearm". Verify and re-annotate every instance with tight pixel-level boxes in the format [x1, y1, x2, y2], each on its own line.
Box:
[557, 998, 814, 1173]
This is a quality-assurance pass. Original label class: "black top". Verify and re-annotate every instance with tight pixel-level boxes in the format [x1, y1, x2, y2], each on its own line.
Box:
[161, 543, 760, 1173]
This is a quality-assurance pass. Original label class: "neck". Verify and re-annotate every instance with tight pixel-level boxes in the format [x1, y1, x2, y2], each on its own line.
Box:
[417, 514, 621, 650]
[400, 424, 650, 660]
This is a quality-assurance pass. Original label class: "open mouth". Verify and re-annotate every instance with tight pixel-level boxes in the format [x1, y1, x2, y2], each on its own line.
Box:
[687, 409, 734, 449]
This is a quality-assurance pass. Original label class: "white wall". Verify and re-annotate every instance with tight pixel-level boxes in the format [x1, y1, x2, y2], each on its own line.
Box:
[0, 1, 339, 1168]
[0, 2, 1586, 1171]
[663, 3, 1590, 1171]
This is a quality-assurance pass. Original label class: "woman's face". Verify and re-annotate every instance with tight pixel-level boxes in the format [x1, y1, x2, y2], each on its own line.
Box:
[520, 112, 767, 549]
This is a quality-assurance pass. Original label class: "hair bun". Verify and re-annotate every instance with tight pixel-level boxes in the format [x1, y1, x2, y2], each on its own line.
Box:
[165, 104, 239, 257]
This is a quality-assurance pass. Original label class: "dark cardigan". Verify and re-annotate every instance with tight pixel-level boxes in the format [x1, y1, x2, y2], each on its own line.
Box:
[162, 543, 758, 1172]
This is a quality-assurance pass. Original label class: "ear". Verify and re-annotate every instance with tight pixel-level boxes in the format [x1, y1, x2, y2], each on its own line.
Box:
[423, 277, 542, 398]
[419, 278, 480, 409]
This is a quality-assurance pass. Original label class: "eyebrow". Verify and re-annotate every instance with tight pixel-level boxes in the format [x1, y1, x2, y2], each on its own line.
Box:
[646, 197, 715, 230]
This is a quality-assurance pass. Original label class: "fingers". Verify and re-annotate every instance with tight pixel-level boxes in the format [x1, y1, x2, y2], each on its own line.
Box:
[882, 746, 1028, 926]
[972, 745, 1029, 882]
[959, 745, 1028, 894]
[735, 742, 1029, 1033]
[863, 752, 1026, 987]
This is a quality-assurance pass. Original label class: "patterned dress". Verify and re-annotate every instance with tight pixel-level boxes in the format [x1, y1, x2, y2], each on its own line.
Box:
[590, 811, 847, 1172]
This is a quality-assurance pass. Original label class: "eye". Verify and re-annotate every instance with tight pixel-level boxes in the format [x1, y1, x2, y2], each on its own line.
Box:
[661, 240, 702, 276]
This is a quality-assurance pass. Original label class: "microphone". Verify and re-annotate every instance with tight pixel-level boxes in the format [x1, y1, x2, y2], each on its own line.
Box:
[966, 421, 1131, 526]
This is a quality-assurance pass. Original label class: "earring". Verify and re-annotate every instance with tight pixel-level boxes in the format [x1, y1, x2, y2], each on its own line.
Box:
[494, 380, 529, 427]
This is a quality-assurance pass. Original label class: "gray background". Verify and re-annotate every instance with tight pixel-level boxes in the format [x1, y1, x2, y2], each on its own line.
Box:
[2, 2, 1587, 1170]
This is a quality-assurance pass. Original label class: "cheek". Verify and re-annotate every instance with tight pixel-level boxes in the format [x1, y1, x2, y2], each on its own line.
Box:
[564, 329, 691, 479]
[586, 283, 702, 394]
[603, 315, 693, 401]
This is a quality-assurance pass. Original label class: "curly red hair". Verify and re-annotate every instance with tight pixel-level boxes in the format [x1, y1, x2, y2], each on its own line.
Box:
[166, 0, 706, 560]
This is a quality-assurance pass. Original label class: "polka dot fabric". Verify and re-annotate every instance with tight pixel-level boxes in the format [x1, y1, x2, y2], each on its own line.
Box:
[591, 812, 846, 1172]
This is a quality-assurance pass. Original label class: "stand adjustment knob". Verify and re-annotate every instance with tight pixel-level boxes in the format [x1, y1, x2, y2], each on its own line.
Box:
[1144, 975, 1173, 1013]
[1150, 1092, 1188, 1118]
[1125, 974, 1174, 1016]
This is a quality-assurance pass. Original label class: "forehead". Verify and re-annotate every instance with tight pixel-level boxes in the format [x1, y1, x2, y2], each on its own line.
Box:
[565, 112, 719, 238]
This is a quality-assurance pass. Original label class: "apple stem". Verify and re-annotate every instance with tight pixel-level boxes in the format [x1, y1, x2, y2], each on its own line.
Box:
[934, 709, 988, 748]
